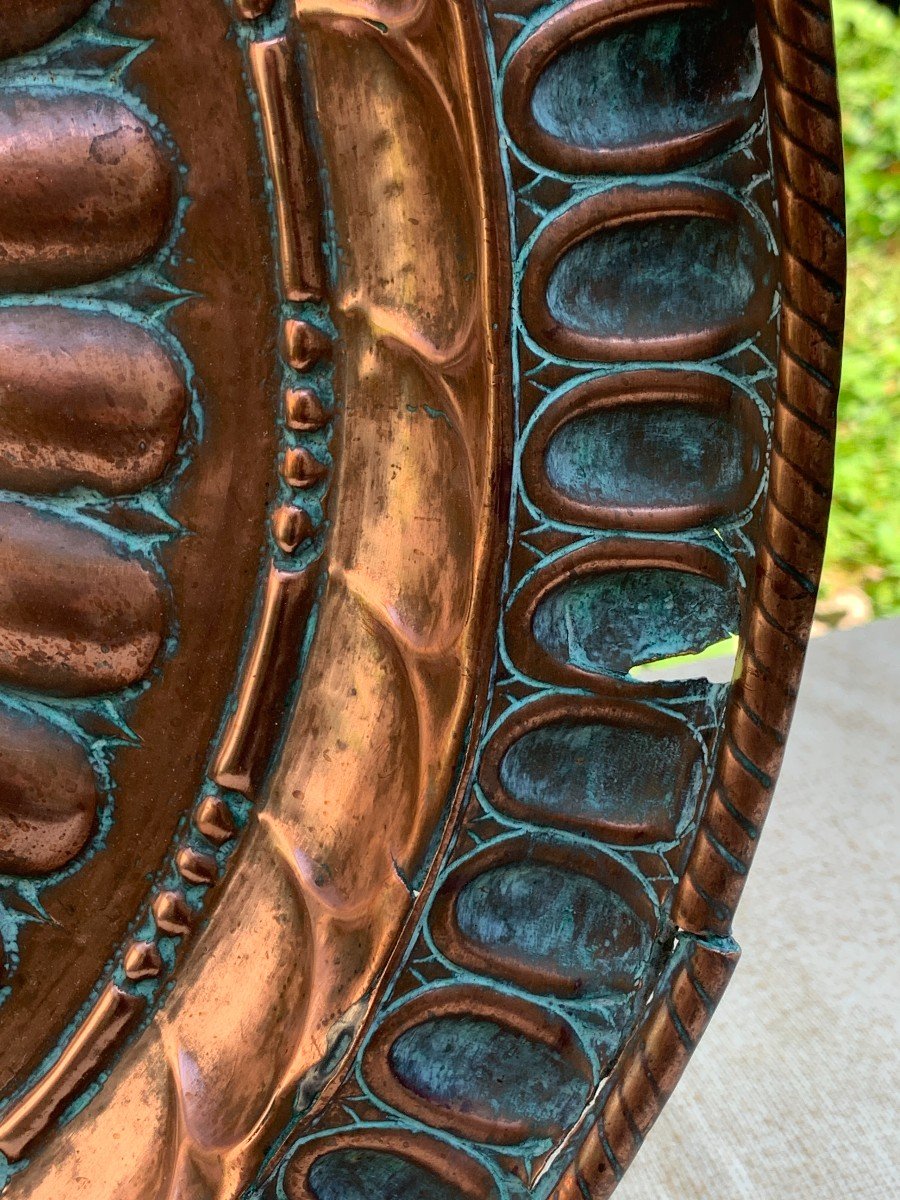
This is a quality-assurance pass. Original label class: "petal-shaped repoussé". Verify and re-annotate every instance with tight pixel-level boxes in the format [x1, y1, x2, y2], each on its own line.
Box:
[0, 506, 166, 697]
[0, 307, 188, 496]
[0, 66, 184, 906]
[0, 0, 843, 1196]
[0, 92, 173, 291]
[0, 705, 97, 875]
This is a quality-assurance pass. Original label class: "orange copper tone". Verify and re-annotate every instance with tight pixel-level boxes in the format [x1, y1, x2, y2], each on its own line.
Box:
[0, 0, 844, 1194]
[193, 796, 237, 845]
[281, 447, 327, 488]
[122, 942, 163, 982]
[0, 986, 141, 1161]
[151, 891, 193, 937]
[271, 504, 314, 552]
[175, 848, 218, 886]
[281, 319, 331, 371]
[284, 387, 328, 431]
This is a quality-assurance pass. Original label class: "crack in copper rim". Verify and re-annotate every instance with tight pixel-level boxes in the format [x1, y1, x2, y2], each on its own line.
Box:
[503, 0, 765, 176]
[253, 3, 840, 1197]
[545, 1, 844, 1192]
[0, 0, 843, 1191]
[548, 938, 740, 1199]
[673, 0, 845, 940]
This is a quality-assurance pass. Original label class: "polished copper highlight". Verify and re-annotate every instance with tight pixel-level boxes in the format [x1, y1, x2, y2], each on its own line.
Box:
[212, 565, 320, 794]
[0, 706, 97, 875]
[1, 0, 511, 1192]
[0, 987, 141, 1161]
[0, 0, 844, 1192]
[0, 506, 166, 697]
[0, 307, 187, 496]
[249, 37, 328, 301]
[0, 93, 174, 291]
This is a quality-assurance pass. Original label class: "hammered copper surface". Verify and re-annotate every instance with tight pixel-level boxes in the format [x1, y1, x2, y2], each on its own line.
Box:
[0, 0, 844, 1195]
[0, 0, 279, 1104]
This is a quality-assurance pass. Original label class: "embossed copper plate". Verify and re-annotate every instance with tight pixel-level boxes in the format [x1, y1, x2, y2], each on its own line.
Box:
[0, 0, 844, 1196]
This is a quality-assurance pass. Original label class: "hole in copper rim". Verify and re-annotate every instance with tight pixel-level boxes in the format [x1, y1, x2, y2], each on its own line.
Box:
[505, 536, 741, 689]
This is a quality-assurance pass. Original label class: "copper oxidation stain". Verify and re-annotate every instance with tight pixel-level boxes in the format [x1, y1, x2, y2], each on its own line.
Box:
[0, 0, 845, 1194]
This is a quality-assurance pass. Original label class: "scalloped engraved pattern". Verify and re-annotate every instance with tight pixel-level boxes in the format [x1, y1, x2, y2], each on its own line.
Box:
[3, 0, 509, 1194]
[257, 0, 842, 1195]
[0, 0, 302, 1149]
[0, 0, 843, 1194]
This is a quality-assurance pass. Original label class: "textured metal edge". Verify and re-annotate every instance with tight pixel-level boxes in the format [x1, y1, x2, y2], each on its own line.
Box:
[551, 1, 846, 1192]
[675, 0, 847, 937]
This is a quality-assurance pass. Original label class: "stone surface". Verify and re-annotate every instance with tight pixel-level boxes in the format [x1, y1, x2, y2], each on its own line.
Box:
[620, 619, 900, 1199]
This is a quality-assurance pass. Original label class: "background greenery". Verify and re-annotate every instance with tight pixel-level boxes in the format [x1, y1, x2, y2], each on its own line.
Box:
[822, 0, 900, 622]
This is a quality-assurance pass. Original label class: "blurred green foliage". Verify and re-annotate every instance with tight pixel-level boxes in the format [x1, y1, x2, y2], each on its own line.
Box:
[823, 0, 900, 617]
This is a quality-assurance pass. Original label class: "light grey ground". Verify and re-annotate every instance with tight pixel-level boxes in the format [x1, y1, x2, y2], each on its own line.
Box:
[618, 619, 900, 1200]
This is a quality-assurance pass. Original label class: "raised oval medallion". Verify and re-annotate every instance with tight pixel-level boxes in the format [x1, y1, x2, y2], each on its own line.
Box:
[363, 987, 594, 1145]
[522, 369, 766, 531]
[430, 836, 658, 997]
[521, 183, 775, 362]
[504, 0, 763, 174]
[480, 695, 704, 843]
